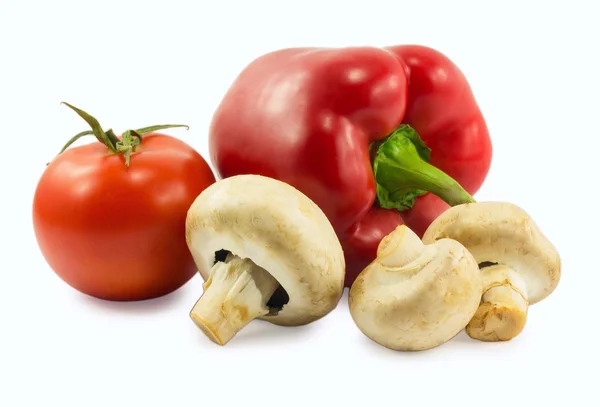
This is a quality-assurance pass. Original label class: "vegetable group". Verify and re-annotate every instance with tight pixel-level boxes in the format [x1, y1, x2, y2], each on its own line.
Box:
[33, 104, 216, 301]
[209, 45, 492, 287]
[185, 174, 345, 345]
[33, 43, 561, 353]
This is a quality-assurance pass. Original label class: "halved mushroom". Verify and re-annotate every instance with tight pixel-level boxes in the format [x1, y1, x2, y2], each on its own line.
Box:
[185, 174, 345, 346]
[422, 201, 561, 342]
[349, 225, 482, 351]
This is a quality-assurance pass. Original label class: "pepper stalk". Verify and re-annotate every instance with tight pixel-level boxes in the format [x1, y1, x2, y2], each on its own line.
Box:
[372, 124, 476, 210]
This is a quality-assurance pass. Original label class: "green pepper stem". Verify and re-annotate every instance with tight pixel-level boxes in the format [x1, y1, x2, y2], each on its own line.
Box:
[50, 102, 189, 167]
[373, 124, 475, 211]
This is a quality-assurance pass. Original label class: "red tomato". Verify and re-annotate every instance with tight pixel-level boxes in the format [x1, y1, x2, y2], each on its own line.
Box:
[33, 106, 215, 301]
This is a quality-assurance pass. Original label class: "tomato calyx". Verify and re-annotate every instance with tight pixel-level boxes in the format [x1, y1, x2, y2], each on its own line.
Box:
[51, 102, 189, 167]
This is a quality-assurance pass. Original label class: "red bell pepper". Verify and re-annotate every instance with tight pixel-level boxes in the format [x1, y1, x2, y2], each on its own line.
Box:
[209, 45, 492, 287]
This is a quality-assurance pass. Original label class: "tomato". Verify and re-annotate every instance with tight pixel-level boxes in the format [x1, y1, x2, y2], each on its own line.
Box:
[32, 104, 215, 301]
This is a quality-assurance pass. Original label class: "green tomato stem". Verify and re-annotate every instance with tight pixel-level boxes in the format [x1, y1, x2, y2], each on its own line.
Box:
[55, 130, 95, 156]
[116, 129, 143, 167]
[61, 102, 117, 153]
[50, 102, 189, 167]
[135, 124, 189, 133]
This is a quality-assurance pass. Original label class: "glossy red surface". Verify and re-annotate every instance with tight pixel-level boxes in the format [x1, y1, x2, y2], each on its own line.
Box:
[209, 45, 492, 286]
[33, 134, 216, 300]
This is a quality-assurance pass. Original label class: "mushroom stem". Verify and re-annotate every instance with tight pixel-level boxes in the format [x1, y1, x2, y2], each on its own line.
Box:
[376, 225, 425, 268]
[190, 254, 280, 346]
[466, 264, 529, 342]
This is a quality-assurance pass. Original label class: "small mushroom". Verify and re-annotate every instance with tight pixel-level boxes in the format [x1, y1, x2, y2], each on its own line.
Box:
[185, 174, 345, 346]
[422, 201, 561, 342]
[349, 225, 482, 351]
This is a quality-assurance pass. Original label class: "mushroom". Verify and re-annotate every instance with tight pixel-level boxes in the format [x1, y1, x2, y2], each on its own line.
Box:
[422, 201, 561, 342]
[349, 224, 482, 351]
[185, 174, 345, 346]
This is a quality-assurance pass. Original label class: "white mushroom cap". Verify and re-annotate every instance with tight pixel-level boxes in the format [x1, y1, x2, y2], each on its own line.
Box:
[349, 225, 482, 351]
[186, 174, 345, 329]
[422, 202, 561, 306]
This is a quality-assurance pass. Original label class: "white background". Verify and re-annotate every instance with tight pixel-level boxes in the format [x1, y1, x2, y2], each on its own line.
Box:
[2, 0, 598, 406]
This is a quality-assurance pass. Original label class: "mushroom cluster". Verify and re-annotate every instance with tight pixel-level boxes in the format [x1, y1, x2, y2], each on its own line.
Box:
[184, 174, 560, 350]
[422, 201, 561, 342]
[349, 201, 561, 351]
[185, 174, 345, 345]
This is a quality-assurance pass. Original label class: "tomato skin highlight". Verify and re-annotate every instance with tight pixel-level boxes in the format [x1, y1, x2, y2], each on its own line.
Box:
[33, 133, 216, 301]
